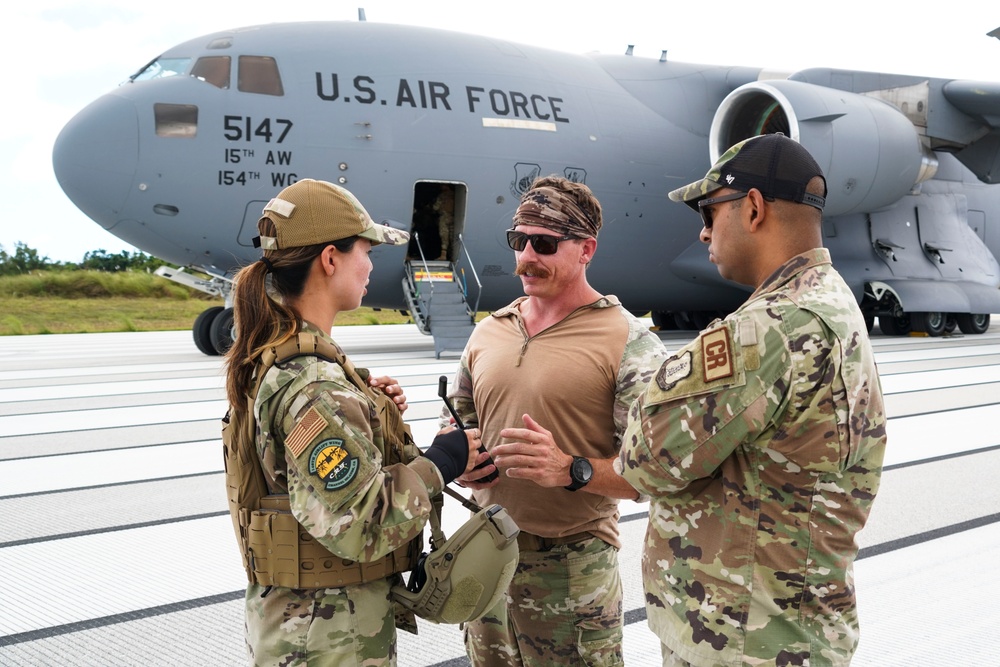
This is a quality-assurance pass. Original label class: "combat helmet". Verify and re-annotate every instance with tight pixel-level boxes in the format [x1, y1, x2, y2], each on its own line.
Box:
[392, 490, 519, 624]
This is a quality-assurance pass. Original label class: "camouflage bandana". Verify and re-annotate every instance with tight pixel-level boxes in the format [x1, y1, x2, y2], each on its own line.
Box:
[513, 186, 601, 238]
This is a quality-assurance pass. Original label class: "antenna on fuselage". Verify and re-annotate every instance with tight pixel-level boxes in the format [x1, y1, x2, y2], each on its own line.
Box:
[358, 8, 367, 21]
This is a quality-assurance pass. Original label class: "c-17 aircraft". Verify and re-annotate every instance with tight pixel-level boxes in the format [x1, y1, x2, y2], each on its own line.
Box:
[53, 17, 1000, 357]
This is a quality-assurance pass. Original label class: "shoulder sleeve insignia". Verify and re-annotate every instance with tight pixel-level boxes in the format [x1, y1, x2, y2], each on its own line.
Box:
[285, 406, 328, 458]
[656, 350, 692, 391]
[308, 439, 359, 490]
[701, 325, 733, 382]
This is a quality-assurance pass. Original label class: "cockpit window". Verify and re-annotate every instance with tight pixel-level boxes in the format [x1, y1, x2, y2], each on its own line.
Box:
[132, 57, 192, 82]
[191, 56, 230, 89]
[238, 56, 284, 96]
[155, 103, 198, 138]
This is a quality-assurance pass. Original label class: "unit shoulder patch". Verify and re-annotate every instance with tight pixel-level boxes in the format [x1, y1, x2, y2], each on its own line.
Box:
[657, 351, 692, 391]
[308, 439, 359, 491]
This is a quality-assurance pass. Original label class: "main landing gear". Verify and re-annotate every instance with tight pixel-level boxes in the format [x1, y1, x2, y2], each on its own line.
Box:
[865, 282, 992, 337]
[651, 310, 728, 331]
[193, 306, 236, 355]
[153, 266, 234, 355]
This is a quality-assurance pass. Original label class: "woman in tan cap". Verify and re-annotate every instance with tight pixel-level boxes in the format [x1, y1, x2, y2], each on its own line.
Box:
[222, 179, 483, 665]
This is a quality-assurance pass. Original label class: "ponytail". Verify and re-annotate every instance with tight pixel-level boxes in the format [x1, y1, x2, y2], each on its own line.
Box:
[223, 216, 358, 436]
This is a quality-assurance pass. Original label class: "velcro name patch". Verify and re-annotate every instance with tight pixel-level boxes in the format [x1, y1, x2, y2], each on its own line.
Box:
[701, 326, 734, 382]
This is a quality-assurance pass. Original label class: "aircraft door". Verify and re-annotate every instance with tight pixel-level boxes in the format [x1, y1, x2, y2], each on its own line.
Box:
[407, 182, 466, 263]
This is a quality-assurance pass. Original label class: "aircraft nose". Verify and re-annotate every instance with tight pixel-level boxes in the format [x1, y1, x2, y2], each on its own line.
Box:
[52, 92, 138, 230]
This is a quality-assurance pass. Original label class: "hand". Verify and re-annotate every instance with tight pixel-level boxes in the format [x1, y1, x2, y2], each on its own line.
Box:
[461, 428, 485, 475]
[368, 374, 408, 413]
[493, 413, 572, 488]
[455, 428, 499, 490]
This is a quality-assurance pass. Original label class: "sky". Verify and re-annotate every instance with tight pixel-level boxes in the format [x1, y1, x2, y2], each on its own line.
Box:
[3, 1, 1000, 263]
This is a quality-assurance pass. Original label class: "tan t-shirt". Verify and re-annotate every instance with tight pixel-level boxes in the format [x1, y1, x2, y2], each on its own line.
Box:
[450, 295, 666, 548]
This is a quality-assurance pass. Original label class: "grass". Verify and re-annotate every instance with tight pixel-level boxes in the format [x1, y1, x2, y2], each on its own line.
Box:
[0, 270, 414, 336]
[0, 296, 414, 336]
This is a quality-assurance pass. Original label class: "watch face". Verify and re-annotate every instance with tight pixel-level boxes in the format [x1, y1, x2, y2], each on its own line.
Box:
[572, 457, 593, 484]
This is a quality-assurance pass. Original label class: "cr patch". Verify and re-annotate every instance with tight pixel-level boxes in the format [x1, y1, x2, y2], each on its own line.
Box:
[701, 326, 733, 382]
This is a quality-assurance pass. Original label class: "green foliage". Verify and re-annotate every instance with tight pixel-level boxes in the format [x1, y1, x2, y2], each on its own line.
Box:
[80, 248, 167, 272]
[0, 242, 167, 275]
[0, 270, 212, 299]
[0, 242, 50, 276]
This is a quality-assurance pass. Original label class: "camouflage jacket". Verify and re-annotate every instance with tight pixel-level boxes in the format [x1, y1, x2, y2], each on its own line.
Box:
[254, 322, 444, 563]
[619, 249, 886, 667]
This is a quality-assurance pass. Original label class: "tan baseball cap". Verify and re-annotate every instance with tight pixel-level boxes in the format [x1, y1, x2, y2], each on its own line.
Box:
[255, 179, 409, 250]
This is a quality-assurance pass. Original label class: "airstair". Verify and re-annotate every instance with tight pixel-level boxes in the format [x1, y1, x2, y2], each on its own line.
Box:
[403, 252, 479, 359]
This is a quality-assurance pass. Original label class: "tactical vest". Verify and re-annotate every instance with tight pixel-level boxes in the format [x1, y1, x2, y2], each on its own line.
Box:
[222, 332, 421, 589]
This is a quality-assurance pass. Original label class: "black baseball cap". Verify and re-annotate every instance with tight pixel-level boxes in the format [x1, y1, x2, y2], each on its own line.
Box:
[668, 133, 827, 212]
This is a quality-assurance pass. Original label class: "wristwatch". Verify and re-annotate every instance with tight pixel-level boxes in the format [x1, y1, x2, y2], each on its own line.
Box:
[564, 456, 593, 491]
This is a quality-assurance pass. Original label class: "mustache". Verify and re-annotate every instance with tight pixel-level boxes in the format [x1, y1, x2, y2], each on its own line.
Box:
[514, 262, 551, 278]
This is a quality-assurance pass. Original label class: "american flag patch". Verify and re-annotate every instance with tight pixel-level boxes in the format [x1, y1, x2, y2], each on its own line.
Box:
[286, 407, 328, 457]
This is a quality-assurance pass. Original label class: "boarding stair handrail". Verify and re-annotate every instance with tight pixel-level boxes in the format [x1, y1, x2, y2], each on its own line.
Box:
[456, 232, 482, 317]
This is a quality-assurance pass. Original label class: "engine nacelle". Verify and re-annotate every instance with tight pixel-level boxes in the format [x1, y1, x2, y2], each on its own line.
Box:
[709, 80, 938, 216]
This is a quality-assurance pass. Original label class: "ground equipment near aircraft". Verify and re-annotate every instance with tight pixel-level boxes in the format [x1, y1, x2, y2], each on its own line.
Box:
[52, 21, 1000, 355]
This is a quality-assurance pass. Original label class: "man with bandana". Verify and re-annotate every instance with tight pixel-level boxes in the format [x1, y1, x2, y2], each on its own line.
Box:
[446, 175, 667, 666]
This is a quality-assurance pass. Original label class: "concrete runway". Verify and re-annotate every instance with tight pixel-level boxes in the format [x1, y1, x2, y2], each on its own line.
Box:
[1, 322, 998, 666]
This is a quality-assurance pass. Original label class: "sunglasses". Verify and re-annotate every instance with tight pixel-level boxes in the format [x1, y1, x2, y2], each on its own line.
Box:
[506, 229, 582, 255]
[697, 191, 748, 228]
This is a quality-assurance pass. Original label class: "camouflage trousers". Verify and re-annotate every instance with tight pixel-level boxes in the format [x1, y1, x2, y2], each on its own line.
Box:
[660, 643, 698, 667]
[244, 580, 396, 666]
[463, 536, 623, 667]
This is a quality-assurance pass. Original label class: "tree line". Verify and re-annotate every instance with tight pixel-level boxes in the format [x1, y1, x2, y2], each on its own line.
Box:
[0, 242, 167, 276]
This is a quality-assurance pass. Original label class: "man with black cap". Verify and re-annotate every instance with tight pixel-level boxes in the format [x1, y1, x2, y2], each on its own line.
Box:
[448, 175, 667, 666]
[618, 134, 887, 666]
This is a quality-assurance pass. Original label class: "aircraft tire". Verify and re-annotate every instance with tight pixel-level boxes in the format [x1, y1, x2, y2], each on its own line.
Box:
[863, 309, 875, 333]
[878, 314, 911, 336]
[651, 311, 678, 330]
[673, 312, 696, 330]
[955, 313, 991, 335]
[912, 311, 947, 337]
[209, 307, 236, 354]
[944, 315, 958, 334]
[690, 311, 716, 330]
[193, 306, 224, 355]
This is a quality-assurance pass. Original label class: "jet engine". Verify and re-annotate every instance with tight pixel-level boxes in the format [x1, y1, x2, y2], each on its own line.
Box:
[709, 80, 939, 216]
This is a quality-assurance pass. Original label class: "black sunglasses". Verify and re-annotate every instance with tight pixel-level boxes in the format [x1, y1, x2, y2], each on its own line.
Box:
[506, 229, 582, 255]
[697, 191, 748, 228]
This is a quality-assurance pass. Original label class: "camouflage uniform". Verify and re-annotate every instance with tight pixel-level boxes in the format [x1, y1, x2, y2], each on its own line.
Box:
[451, 296, 667, 666]
[245, 322, 444, 666]
[619, 249, 886, 667]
